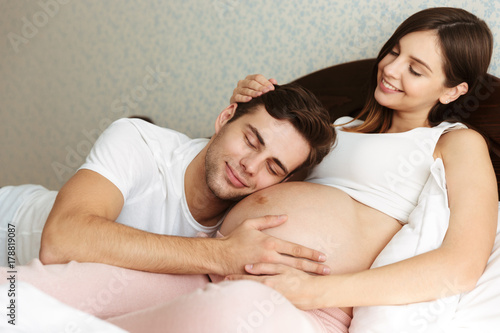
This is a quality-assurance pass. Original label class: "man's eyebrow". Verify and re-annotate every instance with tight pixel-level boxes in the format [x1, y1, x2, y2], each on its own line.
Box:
[249, 125, 265, 146]
[410, 56, 433, 73]
[272, 157, 289, 175]
[248, 125, 289, 175]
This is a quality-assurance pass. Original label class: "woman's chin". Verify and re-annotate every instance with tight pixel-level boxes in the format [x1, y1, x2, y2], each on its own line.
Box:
[374, 90, 389, 107]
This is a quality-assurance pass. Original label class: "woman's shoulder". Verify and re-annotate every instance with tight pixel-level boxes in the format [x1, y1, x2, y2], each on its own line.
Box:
[439, 127, 485, 143]
[436, 127, 489, 159]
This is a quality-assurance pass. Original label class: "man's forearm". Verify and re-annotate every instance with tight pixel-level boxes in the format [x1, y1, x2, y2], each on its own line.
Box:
[40, 214, 225, 274]
[41, 214, 330, 277]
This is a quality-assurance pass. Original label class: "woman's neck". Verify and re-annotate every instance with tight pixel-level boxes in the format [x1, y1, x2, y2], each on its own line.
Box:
[388, 112, 430, 133]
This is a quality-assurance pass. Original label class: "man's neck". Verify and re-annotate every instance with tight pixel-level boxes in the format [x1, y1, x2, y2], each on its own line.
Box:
[184, 147, 233, 227]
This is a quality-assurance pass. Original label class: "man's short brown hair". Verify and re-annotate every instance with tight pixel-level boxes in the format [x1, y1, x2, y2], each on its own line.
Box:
[232, 83, 334, 173]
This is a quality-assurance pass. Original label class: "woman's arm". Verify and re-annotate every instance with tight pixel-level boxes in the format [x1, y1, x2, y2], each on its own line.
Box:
[228, 129, 498, 310]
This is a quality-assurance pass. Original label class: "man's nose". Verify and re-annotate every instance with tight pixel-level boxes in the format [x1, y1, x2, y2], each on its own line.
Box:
[240, 154, 265, 176]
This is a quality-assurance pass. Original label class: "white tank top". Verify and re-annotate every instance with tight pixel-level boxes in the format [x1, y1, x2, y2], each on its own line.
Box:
[305, 116, 467, 223]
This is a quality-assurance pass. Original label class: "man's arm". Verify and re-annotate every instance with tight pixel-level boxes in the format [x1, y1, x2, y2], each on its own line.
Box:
[40, 169, 329, 275]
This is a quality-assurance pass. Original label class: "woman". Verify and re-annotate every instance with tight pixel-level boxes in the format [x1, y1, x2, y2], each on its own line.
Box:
[215, 5, 498, 327]
[5, 7, 498, 333]
[224, 5, 498, 304]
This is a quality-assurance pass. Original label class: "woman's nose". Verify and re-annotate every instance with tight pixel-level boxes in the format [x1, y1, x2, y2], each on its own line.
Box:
[383, 57, 403, 79]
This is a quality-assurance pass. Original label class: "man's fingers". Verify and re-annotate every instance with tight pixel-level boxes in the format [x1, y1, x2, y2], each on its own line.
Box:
[281, 256, 331, 275]
[246, 214, 288, 231]
[276, 238, 327, 262]
[248, 248, 330, 275]
[224, 273, 263, 282]
[245, 263, 283, 275]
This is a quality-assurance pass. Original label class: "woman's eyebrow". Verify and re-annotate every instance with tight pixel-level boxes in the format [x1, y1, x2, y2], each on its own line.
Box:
[396, 41, 433, 73]
[410, 56, 433, 73]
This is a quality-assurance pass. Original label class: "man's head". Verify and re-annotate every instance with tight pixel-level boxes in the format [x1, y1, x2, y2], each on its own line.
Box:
[205, 83, 334, 201]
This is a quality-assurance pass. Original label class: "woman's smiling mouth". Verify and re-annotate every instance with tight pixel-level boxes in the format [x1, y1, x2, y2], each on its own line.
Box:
[381, 79, 403, 92]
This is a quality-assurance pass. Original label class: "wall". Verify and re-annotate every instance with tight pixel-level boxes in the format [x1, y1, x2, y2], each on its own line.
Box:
[1, 0, 499, 189]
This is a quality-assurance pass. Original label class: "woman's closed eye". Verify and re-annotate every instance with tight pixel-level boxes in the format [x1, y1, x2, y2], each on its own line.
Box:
[409, 65, 422, 77]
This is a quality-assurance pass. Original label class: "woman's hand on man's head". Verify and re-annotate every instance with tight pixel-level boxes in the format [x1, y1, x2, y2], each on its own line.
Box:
[230, 74, 278, 104]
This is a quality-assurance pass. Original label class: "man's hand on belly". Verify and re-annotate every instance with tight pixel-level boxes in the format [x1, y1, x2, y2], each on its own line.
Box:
[214, 215, 331, 276]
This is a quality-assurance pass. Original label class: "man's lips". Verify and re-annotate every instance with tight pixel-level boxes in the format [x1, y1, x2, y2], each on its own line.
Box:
[225, 163, 248, 188]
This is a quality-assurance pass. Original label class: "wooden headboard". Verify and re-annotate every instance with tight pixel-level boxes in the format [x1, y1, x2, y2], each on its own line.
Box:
[294, 58, 500, 197]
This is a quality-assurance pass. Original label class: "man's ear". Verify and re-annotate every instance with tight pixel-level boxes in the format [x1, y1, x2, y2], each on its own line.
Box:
[214, 103, 238, 134]
[439, 82, 469, 104]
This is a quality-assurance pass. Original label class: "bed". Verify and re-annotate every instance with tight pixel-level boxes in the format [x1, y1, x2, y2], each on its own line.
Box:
[1, 59, 499, 332]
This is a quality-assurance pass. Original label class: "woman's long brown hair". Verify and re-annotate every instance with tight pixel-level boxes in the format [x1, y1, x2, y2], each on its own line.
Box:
[344, 7, 493, 133]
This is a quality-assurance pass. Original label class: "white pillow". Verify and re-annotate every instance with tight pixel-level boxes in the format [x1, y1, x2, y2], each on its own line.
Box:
[449, 202, 500, 332]
[349, 159, 461, 332]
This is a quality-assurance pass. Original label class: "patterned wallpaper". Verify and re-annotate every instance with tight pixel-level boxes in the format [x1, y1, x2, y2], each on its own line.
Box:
[1, 0, 499, 189]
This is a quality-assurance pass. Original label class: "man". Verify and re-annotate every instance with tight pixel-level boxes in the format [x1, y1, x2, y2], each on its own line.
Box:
[2, 84, 334, 276]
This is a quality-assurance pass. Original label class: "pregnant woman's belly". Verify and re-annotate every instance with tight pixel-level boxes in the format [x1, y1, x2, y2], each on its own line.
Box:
[219, 181, 402, 316]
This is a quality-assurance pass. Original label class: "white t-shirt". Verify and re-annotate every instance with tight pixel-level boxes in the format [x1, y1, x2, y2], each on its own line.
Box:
[1, 118, 220, 266]
[306, 116, 466, 223]
[79, 118, 221, 237]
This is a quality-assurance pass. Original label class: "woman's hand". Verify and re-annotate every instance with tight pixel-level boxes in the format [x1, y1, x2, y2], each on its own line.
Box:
[230, 74, 278, 104]
[225, 263, 323, 310]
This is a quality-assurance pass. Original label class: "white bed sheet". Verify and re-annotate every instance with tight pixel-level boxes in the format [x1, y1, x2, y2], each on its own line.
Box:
[0, 281, 126, 333]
